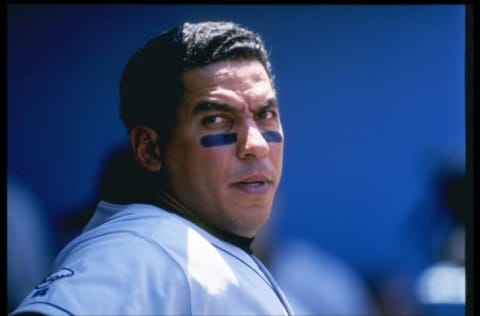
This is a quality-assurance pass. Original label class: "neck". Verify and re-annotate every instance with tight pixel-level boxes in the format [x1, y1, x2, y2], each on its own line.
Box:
[154, 190, 255, 254]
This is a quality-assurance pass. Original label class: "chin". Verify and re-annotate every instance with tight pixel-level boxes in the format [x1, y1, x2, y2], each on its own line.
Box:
[222, 203, 273, 235]
[242, 207, 272, 231]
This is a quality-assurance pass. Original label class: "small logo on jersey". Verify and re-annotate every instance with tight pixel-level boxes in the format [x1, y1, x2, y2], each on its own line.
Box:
[35, 267, 74, 289]
[32, 288, 49, 298]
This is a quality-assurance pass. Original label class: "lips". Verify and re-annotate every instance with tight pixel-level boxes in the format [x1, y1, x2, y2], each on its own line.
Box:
[231, 174, 274, 194]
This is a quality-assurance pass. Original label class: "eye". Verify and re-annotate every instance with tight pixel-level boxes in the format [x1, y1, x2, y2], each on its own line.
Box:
[201, 114, 232, 129]
[257, 109, 276, 121]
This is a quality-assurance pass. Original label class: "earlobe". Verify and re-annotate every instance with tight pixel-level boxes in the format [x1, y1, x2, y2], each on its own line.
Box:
[129, 125, 162, 172]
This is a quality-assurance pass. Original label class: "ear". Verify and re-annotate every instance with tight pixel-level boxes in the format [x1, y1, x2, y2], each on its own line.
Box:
[129, 125, 162, 172]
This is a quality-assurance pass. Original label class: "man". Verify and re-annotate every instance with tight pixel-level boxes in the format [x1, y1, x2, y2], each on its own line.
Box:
[12, 21, 292, 315]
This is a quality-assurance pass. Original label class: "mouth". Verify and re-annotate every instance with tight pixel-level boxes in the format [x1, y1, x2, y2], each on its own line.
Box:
[238, 181, 269, 187]
[231, 175, 274, 194]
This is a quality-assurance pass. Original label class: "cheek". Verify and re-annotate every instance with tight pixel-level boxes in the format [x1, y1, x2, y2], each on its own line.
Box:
[208, 155, 242, 194]
[269, 143, 284, 169]
[189, 145, 232, 177]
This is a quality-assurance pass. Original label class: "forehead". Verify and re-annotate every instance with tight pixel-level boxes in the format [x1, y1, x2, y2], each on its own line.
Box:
[181, 60, 275, 108]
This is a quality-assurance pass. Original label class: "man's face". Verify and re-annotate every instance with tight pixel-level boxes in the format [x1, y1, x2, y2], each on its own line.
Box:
[162, 59, 284, 237]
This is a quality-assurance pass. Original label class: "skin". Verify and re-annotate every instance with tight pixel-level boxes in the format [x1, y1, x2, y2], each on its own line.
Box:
[132, 59, 284, 238]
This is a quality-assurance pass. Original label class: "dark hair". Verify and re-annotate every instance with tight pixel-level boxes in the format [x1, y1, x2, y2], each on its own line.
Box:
[119, 21, 274, 148]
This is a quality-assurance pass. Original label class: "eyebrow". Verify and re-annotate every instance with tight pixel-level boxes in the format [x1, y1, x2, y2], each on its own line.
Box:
[192, 99, 279, 115]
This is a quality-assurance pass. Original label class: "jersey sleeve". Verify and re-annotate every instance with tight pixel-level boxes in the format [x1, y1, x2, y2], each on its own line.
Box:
[11, 231, 191, 316]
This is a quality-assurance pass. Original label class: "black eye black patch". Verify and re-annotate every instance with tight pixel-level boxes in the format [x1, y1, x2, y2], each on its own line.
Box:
[262, 131, 283, 143]
[200, 133, 237, 147]
[200, 131, 283, 148]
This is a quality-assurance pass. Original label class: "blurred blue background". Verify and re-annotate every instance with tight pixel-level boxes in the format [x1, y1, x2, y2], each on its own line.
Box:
[8, 4, 466, 315]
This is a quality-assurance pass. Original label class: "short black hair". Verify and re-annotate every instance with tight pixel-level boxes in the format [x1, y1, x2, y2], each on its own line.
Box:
[119, 21, 274, 148]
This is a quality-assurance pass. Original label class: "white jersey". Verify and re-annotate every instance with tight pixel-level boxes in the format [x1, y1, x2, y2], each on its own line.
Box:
[12, 201, 293, 316]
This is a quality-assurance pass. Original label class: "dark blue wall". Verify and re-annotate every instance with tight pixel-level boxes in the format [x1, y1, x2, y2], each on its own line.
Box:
[8, 5, 465, 279]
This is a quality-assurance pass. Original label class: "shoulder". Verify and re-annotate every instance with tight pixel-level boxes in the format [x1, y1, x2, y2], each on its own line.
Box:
[12, 205, 193, 316]
[58, 202, 189, 264]
[55, 204, 193, 287]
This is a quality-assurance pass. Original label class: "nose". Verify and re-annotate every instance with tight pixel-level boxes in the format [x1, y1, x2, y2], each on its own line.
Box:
[237, 123, 269, 160]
